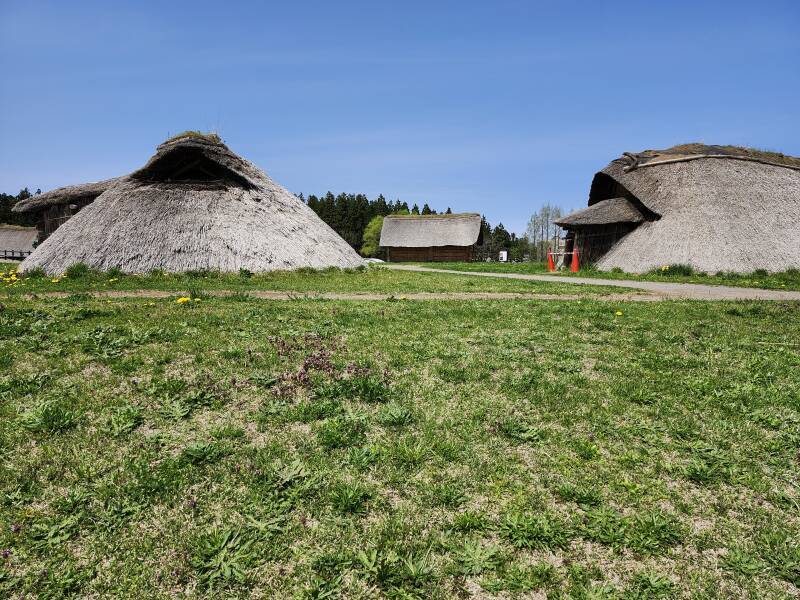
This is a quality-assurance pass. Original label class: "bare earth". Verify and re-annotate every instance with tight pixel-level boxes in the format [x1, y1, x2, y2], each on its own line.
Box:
[385, 264, 800, 301]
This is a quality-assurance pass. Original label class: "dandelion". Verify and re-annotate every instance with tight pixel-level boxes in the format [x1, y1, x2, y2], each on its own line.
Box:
[660, 265, 670, 272]
[615, 310, 623, 316]
[108, 278, 118, 282]
[51, 278, 60, 283]
[176, 297, 191, 304]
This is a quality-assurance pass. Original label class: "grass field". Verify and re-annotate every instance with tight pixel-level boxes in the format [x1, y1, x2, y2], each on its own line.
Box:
[0, 263, 625, 297]
[1, 288, 799, 598]
[412, 262, 800, 291]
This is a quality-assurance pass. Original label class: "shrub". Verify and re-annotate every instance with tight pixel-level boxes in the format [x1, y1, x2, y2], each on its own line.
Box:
[64, 262, 92, 279]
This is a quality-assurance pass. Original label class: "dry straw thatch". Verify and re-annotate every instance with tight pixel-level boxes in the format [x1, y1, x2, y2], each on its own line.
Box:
[14, 178, 122, 213]
[0, 225, 38, 253]
[379, 213, 482, 247]
[16, 133, 364, 274]
[555, 197, 644, 227]
[561, 144, 800, 273]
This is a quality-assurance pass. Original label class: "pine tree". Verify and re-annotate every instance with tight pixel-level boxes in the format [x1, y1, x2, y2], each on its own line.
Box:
[421, 203, 432, 215]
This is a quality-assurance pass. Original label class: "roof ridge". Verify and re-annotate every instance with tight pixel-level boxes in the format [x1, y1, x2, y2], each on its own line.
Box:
[384, 212, 480, 219]
[621, 153, 800, 173]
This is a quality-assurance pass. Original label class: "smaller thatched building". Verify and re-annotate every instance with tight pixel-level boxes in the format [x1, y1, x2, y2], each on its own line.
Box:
[0, 225, 38, 260]
[379, 213, 483, 261]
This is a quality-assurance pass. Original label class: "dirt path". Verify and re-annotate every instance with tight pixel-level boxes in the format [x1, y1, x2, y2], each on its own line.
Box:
[21, 289, 658, 302]
[386, 265, 800, 301]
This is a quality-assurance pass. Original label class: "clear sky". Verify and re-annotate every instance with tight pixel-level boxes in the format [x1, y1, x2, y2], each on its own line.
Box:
[1, 1, 798, 233]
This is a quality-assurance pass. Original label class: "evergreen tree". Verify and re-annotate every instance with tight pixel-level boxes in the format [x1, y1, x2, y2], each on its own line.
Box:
[421, 203, 432, 215]
[411, 203, 420, 215]
[445, 207, 452, 214]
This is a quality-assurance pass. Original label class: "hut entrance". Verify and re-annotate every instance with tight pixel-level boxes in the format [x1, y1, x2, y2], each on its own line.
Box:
[572, 223, 638, 264]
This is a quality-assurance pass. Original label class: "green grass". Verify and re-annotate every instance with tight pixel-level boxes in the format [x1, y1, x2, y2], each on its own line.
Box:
[0, 263, 625, 296]
[1, 293, 799, 597]
[411, 261, 800, 290]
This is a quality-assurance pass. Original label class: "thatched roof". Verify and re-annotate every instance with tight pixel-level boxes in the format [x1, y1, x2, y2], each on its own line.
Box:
[13, 178, 122, 213]
[379, 213, 482, 248]
[0, 225, 37, 253]
[566, 145, 800, 273]
[18, 134, 364, 274]
[554, 198, 644, 227]
[620, 143, 800, 172]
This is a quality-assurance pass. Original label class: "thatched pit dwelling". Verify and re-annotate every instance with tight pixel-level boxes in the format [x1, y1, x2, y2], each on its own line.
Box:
[14, 133, 364, 273]
[379, 213, 483, 261]
[555, 144, 800, 273]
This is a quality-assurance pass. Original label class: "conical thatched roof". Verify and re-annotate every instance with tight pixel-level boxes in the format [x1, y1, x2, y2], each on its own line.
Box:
[18, 134, 364, 274]
[379, 213, 482, 247]
[563, 144, 800, 273]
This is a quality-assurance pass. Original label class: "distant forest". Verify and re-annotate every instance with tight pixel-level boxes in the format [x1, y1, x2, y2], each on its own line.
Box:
[0, 188, 38, 227]
[301, 192, 447, 251]
[302, 192, 531, 259]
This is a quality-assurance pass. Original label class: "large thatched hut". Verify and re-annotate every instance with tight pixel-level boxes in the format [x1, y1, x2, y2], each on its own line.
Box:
[379, 213, 483, 261]
[555, 144, 800, 273]
[14, 133, 364, 273]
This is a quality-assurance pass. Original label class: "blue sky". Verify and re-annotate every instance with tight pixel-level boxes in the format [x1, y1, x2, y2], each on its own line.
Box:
[1, 1, 798, 233]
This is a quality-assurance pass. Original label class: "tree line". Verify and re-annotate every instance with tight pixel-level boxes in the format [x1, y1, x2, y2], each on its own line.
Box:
[0, 188, 39, 227]
[301, 192, 452, 254]
[301, 191, 546, 260]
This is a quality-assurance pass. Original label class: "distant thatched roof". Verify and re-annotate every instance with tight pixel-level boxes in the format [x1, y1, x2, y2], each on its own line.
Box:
[554, 198, 644, 227]
[13, 178, 122, 213]
[379, 213, 482, 248]
[563, 145, 800, 273]
[19, 134, 364, 274]
[0, 225, 37, 253]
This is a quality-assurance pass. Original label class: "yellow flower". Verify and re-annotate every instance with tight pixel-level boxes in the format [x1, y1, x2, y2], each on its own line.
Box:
[660, 265, 670, 272]
[108, 278, 118, 282]
[615, 310, 623, 316]
[51, 278, 60, 283]
[176, 297, 191, 304]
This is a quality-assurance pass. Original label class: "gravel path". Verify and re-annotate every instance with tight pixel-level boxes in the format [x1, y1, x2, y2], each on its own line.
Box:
[21, 289, 657, 302]
[385, 265, 800, 301]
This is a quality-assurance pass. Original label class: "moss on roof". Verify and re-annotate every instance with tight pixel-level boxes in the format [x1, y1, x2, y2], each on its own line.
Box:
[163, 131, 222, 145]
[638, 143, 800, 169]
